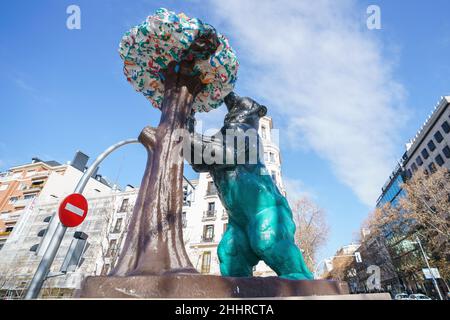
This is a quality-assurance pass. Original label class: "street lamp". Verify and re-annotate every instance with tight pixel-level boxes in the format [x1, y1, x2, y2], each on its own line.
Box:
[412, 236, 443, 300]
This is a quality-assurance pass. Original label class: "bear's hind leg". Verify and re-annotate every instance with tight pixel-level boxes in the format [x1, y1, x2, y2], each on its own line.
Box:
[218, 222, 259, 277]
[248, 207, 314, 280]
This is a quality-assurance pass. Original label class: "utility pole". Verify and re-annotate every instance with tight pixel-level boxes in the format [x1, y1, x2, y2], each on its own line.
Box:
[415, 236, 443, 300]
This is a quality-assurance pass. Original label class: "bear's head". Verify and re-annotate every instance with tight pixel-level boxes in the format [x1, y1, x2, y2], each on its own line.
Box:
[223, 92, 267, 129]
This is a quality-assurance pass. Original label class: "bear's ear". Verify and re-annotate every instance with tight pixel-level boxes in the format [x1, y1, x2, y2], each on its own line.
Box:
[258, 105, 267, 117]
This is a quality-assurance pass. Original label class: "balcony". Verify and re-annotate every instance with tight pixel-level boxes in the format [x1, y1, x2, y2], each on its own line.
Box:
[0, 211, 23, 223]
[31, 171, 50, 180]
[13, 198, 32, 208]
[22, 186, 42, 194]
[202, 210, 217, 221]
[201, 235, 215, 243]
[205, 188, 218, 197]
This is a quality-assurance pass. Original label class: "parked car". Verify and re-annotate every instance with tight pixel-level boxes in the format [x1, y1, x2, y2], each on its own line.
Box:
[394, 293, 409, 300]
[409, 294, 432, 300]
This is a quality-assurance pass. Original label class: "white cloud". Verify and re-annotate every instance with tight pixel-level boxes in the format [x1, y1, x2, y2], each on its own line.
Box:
[206, 0, 407, 206]
[283, 177, 316, 204]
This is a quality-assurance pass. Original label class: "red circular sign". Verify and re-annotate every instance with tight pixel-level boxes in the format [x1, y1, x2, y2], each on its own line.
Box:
[58, 193, 88, 227]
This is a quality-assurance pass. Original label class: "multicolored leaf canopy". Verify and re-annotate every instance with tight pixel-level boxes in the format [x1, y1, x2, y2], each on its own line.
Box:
[119, 8, 239, 112]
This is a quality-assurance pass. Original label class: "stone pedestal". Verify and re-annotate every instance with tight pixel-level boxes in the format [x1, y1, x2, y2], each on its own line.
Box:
[77, 274, 349, 299]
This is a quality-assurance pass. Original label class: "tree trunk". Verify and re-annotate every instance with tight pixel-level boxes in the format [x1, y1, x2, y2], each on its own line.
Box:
[111, 60, 202, 276]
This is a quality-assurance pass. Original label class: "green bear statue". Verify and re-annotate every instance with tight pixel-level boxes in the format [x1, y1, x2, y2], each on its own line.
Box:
[186, 92, 313, 280]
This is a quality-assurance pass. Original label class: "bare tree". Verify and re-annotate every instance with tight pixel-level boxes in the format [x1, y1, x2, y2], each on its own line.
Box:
[323, 255, 354, 282]
[291, 197, 330, 272]
[365, 168, 450, 282]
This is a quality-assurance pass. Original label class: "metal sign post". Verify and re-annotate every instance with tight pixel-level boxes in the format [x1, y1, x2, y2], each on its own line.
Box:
[415, 236, 443, 300]
[24, 139, 139, 299]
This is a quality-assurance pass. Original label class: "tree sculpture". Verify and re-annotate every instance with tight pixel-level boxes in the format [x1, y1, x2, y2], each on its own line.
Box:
[111, 8, 238, 276]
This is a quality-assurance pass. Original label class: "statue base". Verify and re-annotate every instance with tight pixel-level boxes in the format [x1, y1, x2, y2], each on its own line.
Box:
[77, 274, 350, 299]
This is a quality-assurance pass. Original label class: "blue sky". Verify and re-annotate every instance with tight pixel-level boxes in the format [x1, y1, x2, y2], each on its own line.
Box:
[1, 0, 449, 263]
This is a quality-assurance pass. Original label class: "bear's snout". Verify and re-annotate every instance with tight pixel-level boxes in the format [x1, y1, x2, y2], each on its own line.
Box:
[224, 91, 238, 111]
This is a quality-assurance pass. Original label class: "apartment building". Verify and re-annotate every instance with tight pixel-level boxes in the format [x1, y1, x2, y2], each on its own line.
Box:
[0, 188, 137, 298]
[0, 151, 113, 250]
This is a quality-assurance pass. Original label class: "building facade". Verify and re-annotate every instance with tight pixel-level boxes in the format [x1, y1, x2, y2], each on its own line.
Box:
[0, 152, 112, 250]
[372, 96, 450, 297]
[0, 189, 137, 298]
[404, 96, 450, 175]
[377, 96, 450, 209]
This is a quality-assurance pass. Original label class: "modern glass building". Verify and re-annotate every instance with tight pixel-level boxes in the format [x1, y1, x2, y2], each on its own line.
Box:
[376, 163, 407, 208]
[374, 96, 450, 298]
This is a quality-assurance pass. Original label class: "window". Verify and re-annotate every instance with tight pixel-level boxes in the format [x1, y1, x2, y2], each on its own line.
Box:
[264, 152, 269, 162]
[269, 152, 275, 163]
[434, 131, 444, 143]
[207, 202, 215, 213]
[107, 239, 117, 257]
[206, 181, 216, 195]
[427, 140, 436, 151]
[442, 121, 450, 134]
[415, 156, 423, 166]
[435, 154, 445, 167]
[223, 223, 228, 235]
[201, 251, 211, 274]
[428, 162, 437, 173]
[119, 198, 129, 212]
[203, 225, 214, 241]
[8, 196, 18, 204]
[261, 126, 267, 139]
[5, 227, 13, 232]
[24, 194, 36, 200]
[421, 148, 430, 160]
[31, 180, 44, 186]
[411, 163, 418, 172]
[443, 146, 450, 159]
[113, 218, 123, 233]
[406, 169, 412, 179]
[183, 185, 191, 206]
[271, 171, 277, 182]
[182, 212, 187, 228]
[101, 264, 110, 276]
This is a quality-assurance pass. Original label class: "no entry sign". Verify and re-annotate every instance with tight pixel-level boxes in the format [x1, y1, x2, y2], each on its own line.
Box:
[58, 193, 88, 227]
